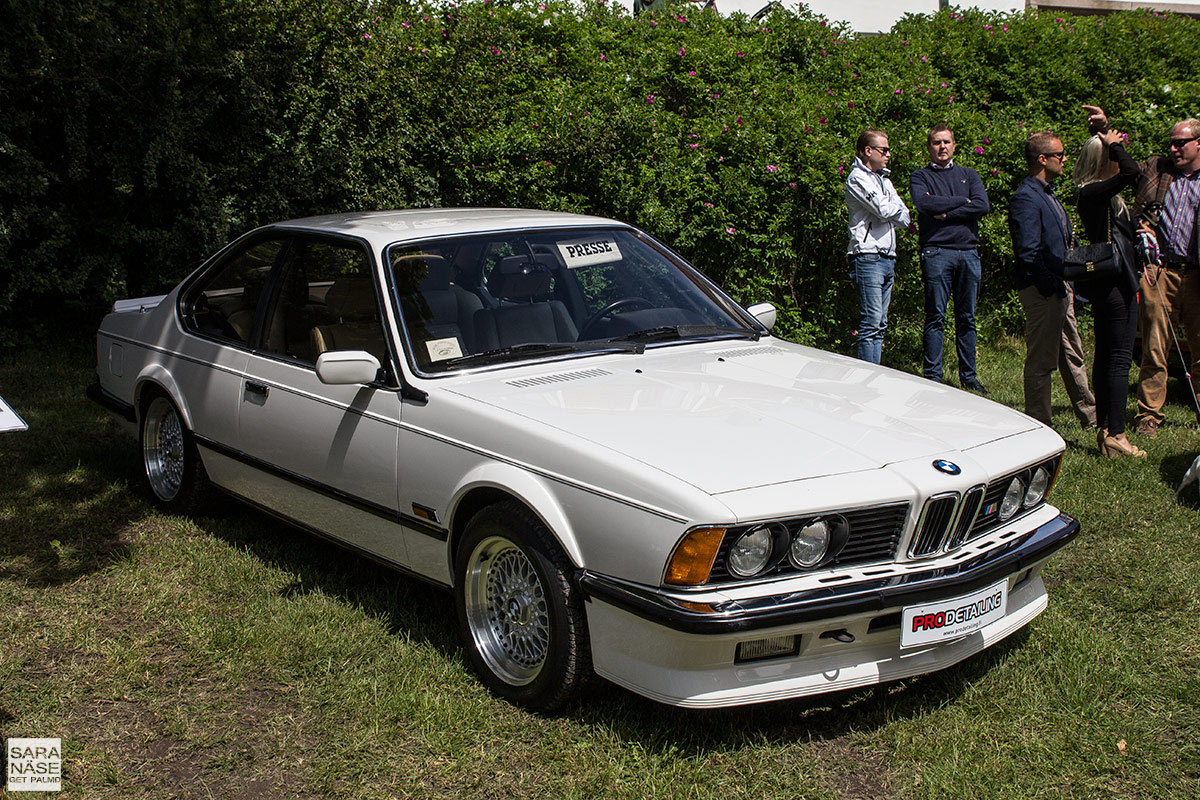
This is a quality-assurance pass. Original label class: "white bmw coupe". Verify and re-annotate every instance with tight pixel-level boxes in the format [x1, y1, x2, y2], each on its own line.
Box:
[91, 209, 1078, 711]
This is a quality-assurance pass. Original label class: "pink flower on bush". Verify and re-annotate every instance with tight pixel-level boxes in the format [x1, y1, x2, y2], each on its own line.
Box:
[737, 51, 745, 57]
[679, 47, 685, 56]
[974, 146, 984, 154]
[736, 116, 743, 125]
[690, 143, 699, 148]
[704, 202, 714, 208]
[848, 102, 854, 108]
[688, 70, 696, 76]
[766, 164, 778, 172]
[725, 227, 736, 234]
[647, 94, 655, 104]
[788, 182, 797, 189]
[363, 33, 371, 39]
[894, 89, 901, 95]
[600, 54, 607, 60]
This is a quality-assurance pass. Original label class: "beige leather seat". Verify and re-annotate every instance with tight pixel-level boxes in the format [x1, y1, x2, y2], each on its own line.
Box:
[310, 277, 387, 363]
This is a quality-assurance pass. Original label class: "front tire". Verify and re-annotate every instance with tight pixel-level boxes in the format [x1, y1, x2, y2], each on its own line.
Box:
[455, 502, 590, 713]
[139, 391, 210, 514]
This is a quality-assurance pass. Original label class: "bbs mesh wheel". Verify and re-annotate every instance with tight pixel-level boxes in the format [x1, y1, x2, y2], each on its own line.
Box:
[455, 501, 590, 713]
[139, 391, 210, 514]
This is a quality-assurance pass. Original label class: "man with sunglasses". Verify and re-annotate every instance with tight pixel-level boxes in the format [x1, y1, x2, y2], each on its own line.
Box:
[1086, 106, 1200, 436]
[1008, 132, 1097, 429]
[845, 129, 911, 363]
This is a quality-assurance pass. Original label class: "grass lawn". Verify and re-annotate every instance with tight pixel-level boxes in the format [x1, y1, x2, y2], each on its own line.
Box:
[1, 336, 1197, 799]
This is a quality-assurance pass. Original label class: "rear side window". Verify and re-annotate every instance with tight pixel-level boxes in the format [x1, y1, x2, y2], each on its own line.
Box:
[184, 239, 285, 344]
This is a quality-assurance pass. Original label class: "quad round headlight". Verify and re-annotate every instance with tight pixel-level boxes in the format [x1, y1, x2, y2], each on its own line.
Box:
[1023, 466, 1050, 507]
[790, 519, 831, 568]
[728, 526, 774, 577]
[999, 476, 1025, 521]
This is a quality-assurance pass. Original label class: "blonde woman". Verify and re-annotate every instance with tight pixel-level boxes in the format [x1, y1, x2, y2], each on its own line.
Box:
[1074, 128, 1145, 457]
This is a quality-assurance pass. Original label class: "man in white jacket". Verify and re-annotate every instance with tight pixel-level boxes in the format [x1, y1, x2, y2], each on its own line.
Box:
[845, 129, 911, 363]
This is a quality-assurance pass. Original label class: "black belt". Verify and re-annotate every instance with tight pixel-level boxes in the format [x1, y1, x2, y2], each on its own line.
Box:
[1161, 254, 1197, 269]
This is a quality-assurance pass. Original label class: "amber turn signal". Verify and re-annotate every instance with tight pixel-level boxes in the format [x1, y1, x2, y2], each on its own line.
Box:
[663, 527, 726, 586]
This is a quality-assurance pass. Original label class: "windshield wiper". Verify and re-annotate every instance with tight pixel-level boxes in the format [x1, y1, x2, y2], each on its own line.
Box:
[440, 340, 644, 369]
[611, 325, 761, 344]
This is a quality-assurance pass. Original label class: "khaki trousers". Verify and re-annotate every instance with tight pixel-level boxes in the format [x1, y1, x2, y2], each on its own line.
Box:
[1019, 283, 1097, 428]
[1135, 267, 1200, 425]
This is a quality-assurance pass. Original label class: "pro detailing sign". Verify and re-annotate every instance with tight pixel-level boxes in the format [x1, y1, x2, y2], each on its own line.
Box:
[5, 738, 62, 792]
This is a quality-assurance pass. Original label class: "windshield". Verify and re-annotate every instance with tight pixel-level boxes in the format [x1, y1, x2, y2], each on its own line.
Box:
[388, 227, 756, 373]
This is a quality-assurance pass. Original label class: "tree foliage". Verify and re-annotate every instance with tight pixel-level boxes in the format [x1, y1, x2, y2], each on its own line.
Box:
[2, 0, 1197, 353]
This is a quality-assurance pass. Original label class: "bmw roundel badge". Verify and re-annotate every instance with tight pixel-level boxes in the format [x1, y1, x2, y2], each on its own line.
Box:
[932, 459, 961, 475]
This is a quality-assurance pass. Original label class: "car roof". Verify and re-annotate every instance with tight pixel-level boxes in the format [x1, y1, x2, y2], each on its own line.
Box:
[269, 208, 627, 249]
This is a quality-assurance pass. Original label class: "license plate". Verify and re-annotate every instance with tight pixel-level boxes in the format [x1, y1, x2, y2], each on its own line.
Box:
[901, 579, 1008, 648]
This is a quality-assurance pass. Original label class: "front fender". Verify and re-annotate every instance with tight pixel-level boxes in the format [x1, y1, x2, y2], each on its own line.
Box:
[447, 462, 582, 573]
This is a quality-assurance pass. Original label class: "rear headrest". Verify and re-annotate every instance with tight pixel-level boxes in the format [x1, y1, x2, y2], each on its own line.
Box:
[325, 276, 377, 319]
[488, 255, 555, 299]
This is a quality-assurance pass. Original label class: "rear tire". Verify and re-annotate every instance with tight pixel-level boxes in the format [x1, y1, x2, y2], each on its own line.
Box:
[139, 391, 211, 514]
[454, 501, 591, 713]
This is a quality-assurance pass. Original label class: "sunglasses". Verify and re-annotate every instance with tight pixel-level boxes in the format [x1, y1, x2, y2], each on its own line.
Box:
[1040, 151, 1066, 161]
[869, 145, 891, 155]
[1168, 136, 1200, 149]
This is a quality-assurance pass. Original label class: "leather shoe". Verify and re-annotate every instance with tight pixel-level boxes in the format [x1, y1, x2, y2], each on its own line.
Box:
[963, 380, 989, 395]
[1100, 434, 1147, 459]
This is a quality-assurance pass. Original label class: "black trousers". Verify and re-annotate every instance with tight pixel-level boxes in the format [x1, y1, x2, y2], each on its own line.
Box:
[1086, 276, 1139, 434]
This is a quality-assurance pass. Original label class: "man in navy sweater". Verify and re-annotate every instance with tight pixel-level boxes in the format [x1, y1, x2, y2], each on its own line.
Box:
[910, 125, 991, 392]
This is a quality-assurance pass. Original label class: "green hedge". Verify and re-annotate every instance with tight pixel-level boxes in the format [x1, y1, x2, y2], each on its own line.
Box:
[3, 0, 1198, 356]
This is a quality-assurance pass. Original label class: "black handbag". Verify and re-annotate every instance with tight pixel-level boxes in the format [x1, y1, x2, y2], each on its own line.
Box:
[1060, 242, 1119, 279]
[1058, 199, 1122, 280]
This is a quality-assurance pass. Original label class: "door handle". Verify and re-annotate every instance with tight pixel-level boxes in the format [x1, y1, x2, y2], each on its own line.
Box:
[244, 381, 270, 399]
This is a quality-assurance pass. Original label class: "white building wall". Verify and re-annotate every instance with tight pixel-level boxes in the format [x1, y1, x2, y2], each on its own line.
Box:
[665, 0, 1199, 33]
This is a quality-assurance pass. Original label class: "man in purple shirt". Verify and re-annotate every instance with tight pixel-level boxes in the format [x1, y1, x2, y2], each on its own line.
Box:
[910, 125, 991, 392]
[1087, 106, 1200, 435]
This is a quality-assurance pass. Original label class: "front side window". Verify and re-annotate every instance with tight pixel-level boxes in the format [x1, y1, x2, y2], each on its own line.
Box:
[259, 237, 386, 366]
[388, 228, 755, 374]
[184, 238, 285, 344]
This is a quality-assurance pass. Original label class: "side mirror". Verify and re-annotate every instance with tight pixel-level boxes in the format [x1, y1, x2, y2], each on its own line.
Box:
[316, 350, 382, 386]
[745, 302, 777, 332]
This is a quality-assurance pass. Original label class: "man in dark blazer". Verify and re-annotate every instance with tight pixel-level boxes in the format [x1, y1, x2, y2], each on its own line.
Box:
[1008, 132, 1097, 428]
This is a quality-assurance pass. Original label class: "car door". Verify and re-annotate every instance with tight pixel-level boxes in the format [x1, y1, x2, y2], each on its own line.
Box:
[174, 235, 287, 481]
[233, 233, 408, 567]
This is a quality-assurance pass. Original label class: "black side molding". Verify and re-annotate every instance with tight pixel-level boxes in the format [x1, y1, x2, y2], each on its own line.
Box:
[86, 381, 136, 423]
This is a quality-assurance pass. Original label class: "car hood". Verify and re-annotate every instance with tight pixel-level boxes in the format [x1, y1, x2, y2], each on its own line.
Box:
[442, 340, 1040, 495]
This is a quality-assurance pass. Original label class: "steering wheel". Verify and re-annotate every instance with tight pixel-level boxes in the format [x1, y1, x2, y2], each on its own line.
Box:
[578, 297, 654, 340]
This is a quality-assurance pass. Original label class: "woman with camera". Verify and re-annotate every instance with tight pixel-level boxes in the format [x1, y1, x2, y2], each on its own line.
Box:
[1073, 127, 1147, 457]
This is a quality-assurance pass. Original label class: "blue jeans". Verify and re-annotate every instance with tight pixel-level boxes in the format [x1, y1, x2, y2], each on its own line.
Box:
[921, 247, 981, 383]
[849, 253, 895, 364]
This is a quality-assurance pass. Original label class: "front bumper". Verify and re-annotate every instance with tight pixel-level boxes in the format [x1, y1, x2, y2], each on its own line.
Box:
[579, 511, 1078, 634]
[580, 510, 1078, 708]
